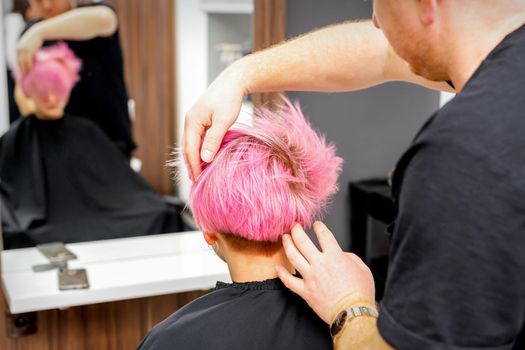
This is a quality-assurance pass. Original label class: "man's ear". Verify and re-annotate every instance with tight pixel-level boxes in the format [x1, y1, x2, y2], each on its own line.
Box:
[418, 0, 438, 26]
[203, 231, 218, 245]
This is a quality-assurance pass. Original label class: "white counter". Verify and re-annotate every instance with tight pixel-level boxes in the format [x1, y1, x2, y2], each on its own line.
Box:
[1, 231, 231, 314]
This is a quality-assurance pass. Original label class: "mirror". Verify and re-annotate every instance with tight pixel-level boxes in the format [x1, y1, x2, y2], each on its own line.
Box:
[0, 0, 255, 249]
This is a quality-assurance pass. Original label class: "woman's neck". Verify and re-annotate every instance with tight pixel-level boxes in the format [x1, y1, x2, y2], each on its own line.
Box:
[224, 247, 295, 283]
[34, 109, 64, 120]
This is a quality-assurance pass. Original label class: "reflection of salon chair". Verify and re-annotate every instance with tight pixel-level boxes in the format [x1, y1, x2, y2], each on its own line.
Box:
[0, 116, 187, 250]
[1, 192, 188, 250]
[349, 178, 394, 300]
[0, 185, 188, 251]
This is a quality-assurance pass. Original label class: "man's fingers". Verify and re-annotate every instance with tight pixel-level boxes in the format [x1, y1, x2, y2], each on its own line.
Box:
[23, 57, 30, 75]
[313, 221, 342, 254]
[23, 55, 32, 75]
[18, 49, 32, 75]
[282, 234, 311, 276]
[290, 223, 321, 262]
[275, 265, 305, 296]
[17, 51, 26, 75]
[183, 117, 206, 180]
[200, 121, 229, 163]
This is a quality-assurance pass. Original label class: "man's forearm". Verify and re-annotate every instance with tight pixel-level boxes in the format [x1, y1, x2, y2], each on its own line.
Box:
[331, 298, 394, 350]
[333, 314, 393, 350]
[232, 20, 453, 95]
[32, 6, 118, 42]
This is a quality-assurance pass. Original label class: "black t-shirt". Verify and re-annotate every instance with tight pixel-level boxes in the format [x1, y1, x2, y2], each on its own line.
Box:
[24, 2, 136, 157]
[378, 24, 525, 349]
[137, 278, 332, 350]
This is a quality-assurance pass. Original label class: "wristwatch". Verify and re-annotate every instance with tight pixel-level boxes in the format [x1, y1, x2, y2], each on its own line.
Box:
[330, 305, 379, 340]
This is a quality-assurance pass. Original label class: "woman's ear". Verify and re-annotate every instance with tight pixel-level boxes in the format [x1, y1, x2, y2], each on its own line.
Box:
[203, 232, 226, 262]
[203, 231, 218, 245]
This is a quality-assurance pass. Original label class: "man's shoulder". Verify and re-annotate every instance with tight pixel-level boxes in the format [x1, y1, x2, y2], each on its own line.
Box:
[418, 64, 525, 154]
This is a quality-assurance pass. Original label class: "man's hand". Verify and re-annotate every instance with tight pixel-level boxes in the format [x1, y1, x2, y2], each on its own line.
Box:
[276, 221, 375, 324]
[182, 65, 248, 180]
[17, 26, 44, 75]
[14, 84, 36, 116]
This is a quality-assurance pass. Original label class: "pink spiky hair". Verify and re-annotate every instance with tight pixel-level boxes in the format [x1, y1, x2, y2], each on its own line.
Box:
[16, 42, 81, 104]
[184, 98, 343, 242]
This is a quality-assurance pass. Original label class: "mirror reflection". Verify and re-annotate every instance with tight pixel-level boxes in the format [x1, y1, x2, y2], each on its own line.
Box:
[0, 0, 254, 249]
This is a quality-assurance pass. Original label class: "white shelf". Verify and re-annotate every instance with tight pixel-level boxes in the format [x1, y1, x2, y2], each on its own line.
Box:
[1, 231, 231, 314]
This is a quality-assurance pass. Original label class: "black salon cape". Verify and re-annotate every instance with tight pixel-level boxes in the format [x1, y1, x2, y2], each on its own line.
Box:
[23, 1, 136, 156]
[0, 115, 168, 249]
[137, 278, 332, 350]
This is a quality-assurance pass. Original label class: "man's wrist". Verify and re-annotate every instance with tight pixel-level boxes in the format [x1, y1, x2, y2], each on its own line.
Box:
[26, 23, 45, 41]
[329, 298, 379, 349]
[331, 305, 379, 338]
[32, 20, 55, 43]
[329, 295, 377, 325]
[229, 55, 255, 96]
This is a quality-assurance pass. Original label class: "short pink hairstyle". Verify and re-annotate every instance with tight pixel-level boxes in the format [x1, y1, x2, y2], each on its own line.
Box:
[16, 42, 81, 103]
[188, 98, 343, 242]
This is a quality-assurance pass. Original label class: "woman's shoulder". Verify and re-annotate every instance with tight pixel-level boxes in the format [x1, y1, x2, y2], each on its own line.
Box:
[137, 280, 332, 350]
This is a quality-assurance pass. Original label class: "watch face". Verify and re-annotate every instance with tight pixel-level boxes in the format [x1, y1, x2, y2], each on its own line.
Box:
[330, 310, 347, 339]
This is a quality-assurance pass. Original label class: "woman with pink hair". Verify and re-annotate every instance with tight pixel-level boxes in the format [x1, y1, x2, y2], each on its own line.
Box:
[0, 43, 173, 248]
[14, 41, 81, 119]
[138, 99, 342, 350]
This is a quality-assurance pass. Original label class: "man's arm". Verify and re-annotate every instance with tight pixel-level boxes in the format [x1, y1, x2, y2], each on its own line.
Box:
[17, 5, 118, 74]
[183, 20, 454, 179]
[242, 20, 451, 94]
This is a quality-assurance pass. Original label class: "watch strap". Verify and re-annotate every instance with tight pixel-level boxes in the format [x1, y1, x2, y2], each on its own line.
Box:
[330, 305, 379, 340]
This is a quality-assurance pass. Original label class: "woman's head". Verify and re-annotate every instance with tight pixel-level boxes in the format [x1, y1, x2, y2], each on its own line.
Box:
[16, 42, 81, 119]
[186, 98, 343, 245]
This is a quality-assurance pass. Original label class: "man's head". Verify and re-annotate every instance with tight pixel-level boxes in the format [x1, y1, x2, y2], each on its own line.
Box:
[16, 42, 81, 119]
[372, 0, 451, 82]
[183, 99, 342, 258]
[373, 0, 525, 83]
[28, 0, 75, 19]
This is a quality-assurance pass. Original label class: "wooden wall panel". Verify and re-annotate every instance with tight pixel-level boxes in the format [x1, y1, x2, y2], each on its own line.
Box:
[0, 286, 208, 350]
[253, 0, 287, 108]
[107, 0, 176, 195]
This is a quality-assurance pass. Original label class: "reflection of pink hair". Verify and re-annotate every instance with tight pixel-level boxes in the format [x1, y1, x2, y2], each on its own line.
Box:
[188, 99, 343, 242]
[16, 42, 81, 103]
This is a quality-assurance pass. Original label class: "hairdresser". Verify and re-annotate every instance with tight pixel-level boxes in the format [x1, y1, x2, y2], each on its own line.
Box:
[183, 1, 525, 349]
[16, 0, 135, 157]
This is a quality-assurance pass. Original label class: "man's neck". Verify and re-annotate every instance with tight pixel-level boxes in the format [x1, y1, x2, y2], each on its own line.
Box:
[224, 247, 295, 283]
[448, 9, 525, 91]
